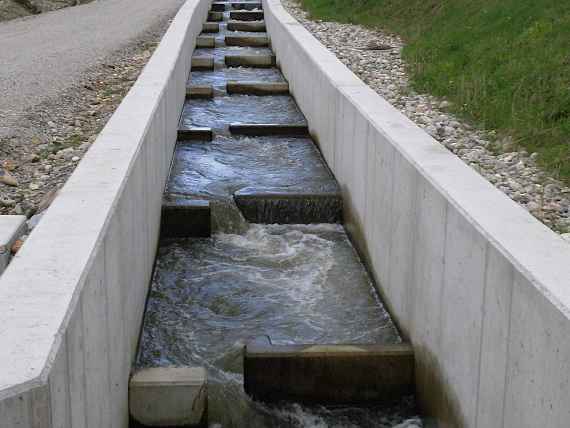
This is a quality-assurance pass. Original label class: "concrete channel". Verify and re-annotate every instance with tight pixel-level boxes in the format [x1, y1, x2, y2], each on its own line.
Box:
[1, 0, 570, 427]
[133, 2, 418, 426]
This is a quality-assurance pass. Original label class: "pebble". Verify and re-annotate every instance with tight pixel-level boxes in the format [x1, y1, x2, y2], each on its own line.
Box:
[282, 0, 570, 235]
[0, 28, 164, 218]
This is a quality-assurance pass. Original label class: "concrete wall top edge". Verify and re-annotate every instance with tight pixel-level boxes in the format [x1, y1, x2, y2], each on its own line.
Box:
[0, 0, 208, 394]
[265, 0, 570, 322]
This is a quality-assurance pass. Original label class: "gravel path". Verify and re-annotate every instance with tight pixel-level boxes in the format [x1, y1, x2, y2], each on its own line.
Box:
[0, 0, 184, 138]
[0, 0, 184, 216]
[282, 0, 570, 238]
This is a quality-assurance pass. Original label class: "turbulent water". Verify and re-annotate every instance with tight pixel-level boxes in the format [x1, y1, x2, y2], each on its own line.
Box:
[137, 224, 422, 427]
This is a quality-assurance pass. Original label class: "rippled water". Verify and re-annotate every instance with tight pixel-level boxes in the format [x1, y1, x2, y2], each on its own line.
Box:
[137, 224, 412, 427]
[195, 46, 273, 63]
[191, 67, 286, 89]
[181, 95, 306, 132]
[166, 136, 337, 199]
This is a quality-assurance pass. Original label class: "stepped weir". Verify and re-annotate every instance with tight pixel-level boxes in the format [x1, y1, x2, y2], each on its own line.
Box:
[131, 2, 419, 426]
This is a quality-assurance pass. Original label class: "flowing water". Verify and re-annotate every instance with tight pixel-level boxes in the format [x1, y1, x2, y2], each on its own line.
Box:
[137, 3, 423, 426]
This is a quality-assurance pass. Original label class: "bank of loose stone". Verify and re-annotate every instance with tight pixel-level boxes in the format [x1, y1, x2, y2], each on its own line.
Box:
[282, 0, 570, 235]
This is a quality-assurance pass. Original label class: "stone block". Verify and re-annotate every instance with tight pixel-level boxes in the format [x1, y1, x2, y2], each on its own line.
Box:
[129, 367, 207, 427]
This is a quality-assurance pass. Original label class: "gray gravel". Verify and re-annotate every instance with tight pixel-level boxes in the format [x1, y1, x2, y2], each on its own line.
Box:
[282, 0, 570, 235]
[0, 0, 185, 140]
[0, 0, 185, 217]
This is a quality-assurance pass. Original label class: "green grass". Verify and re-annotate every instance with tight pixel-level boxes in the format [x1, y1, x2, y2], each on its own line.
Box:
[300, 0, 570, 183]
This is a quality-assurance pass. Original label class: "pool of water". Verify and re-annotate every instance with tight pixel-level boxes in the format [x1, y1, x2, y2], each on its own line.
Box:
[137, 224, 415, 427]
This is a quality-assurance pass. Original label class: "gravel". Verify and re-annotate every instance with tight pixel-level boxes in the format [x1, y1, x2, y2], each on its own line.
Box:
[0, 8, 182, 217]
[282, 0, 570, 235]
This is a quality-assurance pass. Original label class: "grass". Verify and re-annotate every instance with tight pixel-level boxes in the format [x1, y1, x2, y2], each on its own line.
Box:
[300, 0, 570, 183]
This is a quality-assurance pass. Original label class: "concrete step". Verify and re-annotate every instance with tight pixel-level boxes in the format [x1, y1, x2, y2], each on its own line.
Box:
[227, 81, 289, 95]
[244, 338, 414, 404]
[196, 35, 215, 48]
[202, 22, 220, 33]
[186, 84, 214, 99]
[225, 35, 269, 47]
[161, 198, 211, 238]
[227, 20, 266, 32]
[229, 123, 308, 136]
[225, 54, 275, 68]
[234, 188, 343, 224]
[178, 127, 213, 141]
[191, 56, 214, 71]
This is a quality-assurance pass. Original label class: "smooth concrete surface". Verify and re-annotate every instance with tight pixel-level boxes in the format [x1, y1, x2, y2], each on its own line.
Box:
[129, 367, 207, 427]
[0, 215, 27, 275]
[244, 338, 414, 403]
[0, 1, 210, 427]
[263, 0, 570, 427]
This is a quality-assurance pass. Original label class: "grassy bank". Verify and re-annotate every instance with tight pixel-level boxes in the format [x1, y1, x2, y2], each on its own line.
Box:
[300, 0, 570, 183]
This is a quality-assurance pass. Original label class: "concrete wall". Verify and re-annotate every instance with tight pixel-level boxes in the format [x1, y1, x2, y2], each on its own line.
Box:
[264, 1, 570, 427]
[0, 1, 210, 426]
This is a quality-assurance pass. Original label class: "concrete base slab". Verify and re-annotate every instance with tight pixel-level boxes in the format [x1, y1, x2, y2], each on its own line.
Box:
[196, 36, 215, 48]
[229, 123, 308, 136]
[0, 215, 27, 274]
[178, 127, 213, 141]
[244, 338, 414, 404]
[227, 81, 289, 95]
[225, 35, 269, 47]
[234, 187, 343, 223]
[161, 198, 211, 238]
[227, 20, 266, 32]
[229, 10, 264, 21]
[225, 54, 275, 68]
[186, 85, 214, 99]
[202, 22, 220, 33]
[129, 367, 207, 427]
[191, 56, 214, 71]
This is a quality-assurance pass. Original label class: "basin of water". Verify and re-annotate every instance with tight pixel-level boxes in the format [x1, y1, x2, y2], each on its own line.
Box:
[137, 224, 421, 427]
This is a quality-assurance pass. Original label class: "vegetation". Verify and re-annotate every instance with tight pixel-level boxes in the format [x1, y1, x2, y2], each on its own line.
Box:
[300, 0, 570, 182]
